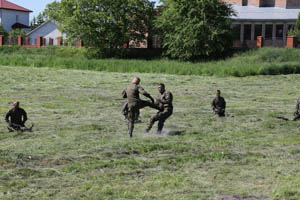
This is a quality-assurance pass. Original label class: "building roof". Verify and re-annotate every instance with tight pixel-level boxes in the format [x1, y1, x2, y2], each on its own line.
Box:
[27, 21, 55, 36]
[12, 22, 30, 29]
[0, 0, 32, 12]
[231, 5, 300, 22]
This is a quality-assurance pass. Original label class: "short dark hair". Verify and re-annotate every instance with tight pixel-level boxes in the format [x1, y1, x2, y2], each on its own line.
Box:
[158, 83, 165, 88]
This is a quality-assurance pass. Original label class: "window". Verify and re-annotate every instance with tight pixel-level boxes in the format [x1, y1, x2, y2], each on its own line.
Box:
[16, 15, 19, 22]
[244, 24, 252, 40]
[232, 24, 241, 41]
[288, 24, 294, 32]
[254, 24, 262, 40]
[276, 24, 283, 39]
[260, 0, 275, 7]
[265, 24, 273, 39]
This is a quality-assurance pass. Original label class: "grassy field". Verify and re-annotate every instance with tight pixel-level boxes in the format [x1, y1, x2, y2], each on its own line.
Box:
[2, 47, 300, 77]
[1, 66, 300, 199]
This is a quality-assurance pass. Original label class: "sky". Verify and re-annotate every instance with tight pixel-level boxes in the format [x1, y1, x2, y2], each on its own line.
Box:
[8, 0, 161, 21]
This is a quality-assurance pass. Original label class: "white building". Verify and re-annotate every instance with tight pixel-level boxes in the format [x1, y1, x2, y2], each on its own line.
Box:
[27, 21, 66, 45]
[0, 0, 31, 32]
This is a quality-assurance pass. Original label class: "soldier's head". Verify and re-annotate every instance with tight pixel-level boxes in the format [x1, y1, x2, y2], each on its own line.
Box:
[132, 77, 141, 85]
[13, 101, 20, 108]
[158, 83, 165, 94]
[216, 90, 221, 97]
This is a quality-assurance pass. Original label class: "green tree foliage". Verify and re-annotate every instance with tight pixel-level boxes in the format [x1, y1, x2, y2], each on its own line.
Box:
[288, 13, 300, 37]
[43, 1, 62, 22]
[156, 0, 235, 60]
[9, 29, 27, 38]
[30, 13, 46, 30]
[0, 24, 8, 36]
[46, 0, 155, 51]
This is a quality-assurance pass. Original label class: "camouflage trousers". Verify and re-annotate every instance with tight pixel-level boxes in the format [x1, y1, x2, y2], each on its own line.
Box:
[293, 112, 300, 121]
[214, 108, 225, 117]
[146, 107, 173, 133]
[122, 102, 139, 121]
[128, 100, 160, 137]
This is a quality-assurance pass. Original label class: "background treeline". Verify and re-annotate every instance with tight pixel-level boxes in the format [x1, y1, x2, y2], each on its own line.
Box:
[42, 0, 234, 61]
[1, 46, 300, 77]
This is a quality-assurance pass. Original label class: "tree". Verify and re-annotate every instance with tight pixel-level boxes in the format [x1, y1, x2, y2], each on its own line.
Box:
[43, 1, 61, 22]
[30, 13, 46, 30]
[288, 13, 300, 37]
[9, 29, 27, 38]
[155, 0, 235, 60]
[46, 0, 155, 50]
[0, 24, 8, 36]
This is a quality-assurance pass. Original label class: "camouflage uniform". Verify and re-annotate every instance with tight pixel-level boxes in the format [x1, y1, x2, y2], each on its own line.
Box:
[125, 83, 159, 137]
[211, 96, 226, 117]
[5, 107, 27, 130]
[293, 97, 300, 121]
[122, 102, 140, 121]
[146, 91, 173, 133]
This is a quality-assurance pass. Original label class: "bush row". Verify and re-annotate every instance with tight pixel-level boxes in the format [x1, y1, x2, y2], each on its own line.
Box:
[1, 47, 300, 77]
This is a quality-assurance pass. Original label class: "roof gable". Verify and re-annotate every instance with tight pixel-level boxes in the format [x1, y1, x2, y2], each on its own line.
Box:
[0, 0, 32, 12]
[27, 21, 58, 36]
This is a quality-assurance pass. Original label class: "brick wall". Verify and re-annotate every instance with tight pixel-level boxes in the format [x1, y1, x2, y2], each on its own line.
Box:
[248, 0, 261, 6]
[275, 0, 287, 7]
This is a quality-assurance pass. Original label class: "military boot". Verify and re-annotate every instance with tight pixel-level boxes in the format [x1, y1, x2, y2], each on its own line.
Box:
[145, 122, 153, 133]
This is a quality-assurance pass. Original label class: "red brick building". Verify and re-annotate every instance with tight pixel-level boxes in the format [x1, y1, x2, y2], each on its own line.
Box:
[224, 0, 300, 47]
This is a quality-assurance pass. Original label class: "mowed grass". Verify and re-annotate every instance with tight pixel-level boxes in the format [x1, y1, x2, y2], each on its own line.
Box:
[0, 66, 300, 199]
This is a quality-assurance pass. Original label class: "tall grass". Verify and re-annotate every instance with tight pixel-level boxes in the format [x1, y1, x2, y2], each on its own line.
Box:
[1, 46, 300, 77]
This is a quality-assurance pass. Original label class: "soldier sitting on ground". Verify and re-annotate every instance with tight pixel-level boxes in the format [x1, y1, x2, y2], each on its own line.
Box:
[293, 97, 300, 121]
[5, 101, 33, 132]
[146, 83, 173, 134]
[211, 89, 226, 117]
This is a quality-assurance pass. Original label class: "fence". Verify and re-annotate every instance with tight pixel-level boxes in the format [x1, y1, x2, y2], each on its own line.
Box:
[0, 35, 83, 48]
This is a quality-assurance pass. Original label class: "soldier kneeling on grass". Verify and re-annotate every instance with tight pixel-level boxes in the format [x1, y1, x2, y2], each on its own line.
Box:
[293, 97, 300, 121]
[5, 101, 33, 132]
[211, 89, 226, 117]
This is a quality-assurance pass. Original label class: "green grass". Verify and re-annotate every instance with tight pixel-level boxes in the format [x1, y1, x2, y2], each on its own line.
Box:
[2, 47, 300, 77]
[0, 66, 300, 199]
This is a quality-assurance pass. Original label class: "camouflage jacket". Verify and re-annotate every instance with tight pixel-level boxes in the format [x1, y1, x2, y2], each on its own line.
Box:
[156, 91, 173, 110]
[125, 83, 152, 107]
[211, 96, 226, 111]
[5, 107, 27, 125]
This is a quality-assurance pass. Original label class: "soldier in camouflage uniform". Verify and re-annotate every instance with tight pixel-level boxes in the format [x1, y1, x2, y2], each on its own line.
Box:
[211, 90, 226, 117]
[293, 97, 300, 121]
[146, 83, 173, 134]
[5, 101, 33, 132]
[125, 77, 160, 137]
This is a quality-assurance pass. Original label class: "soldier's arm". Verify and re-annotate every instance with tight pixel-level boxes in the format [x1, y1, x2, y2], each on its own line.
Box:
[22, 110, 28, 124]
[122, 89, 127, 99]
[223, 98, 226, 109]
[296, 101, 300, 112]
[5, 110, 11, 123]
[211, 99, 216, 108]
[138, 86, 154, 102]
